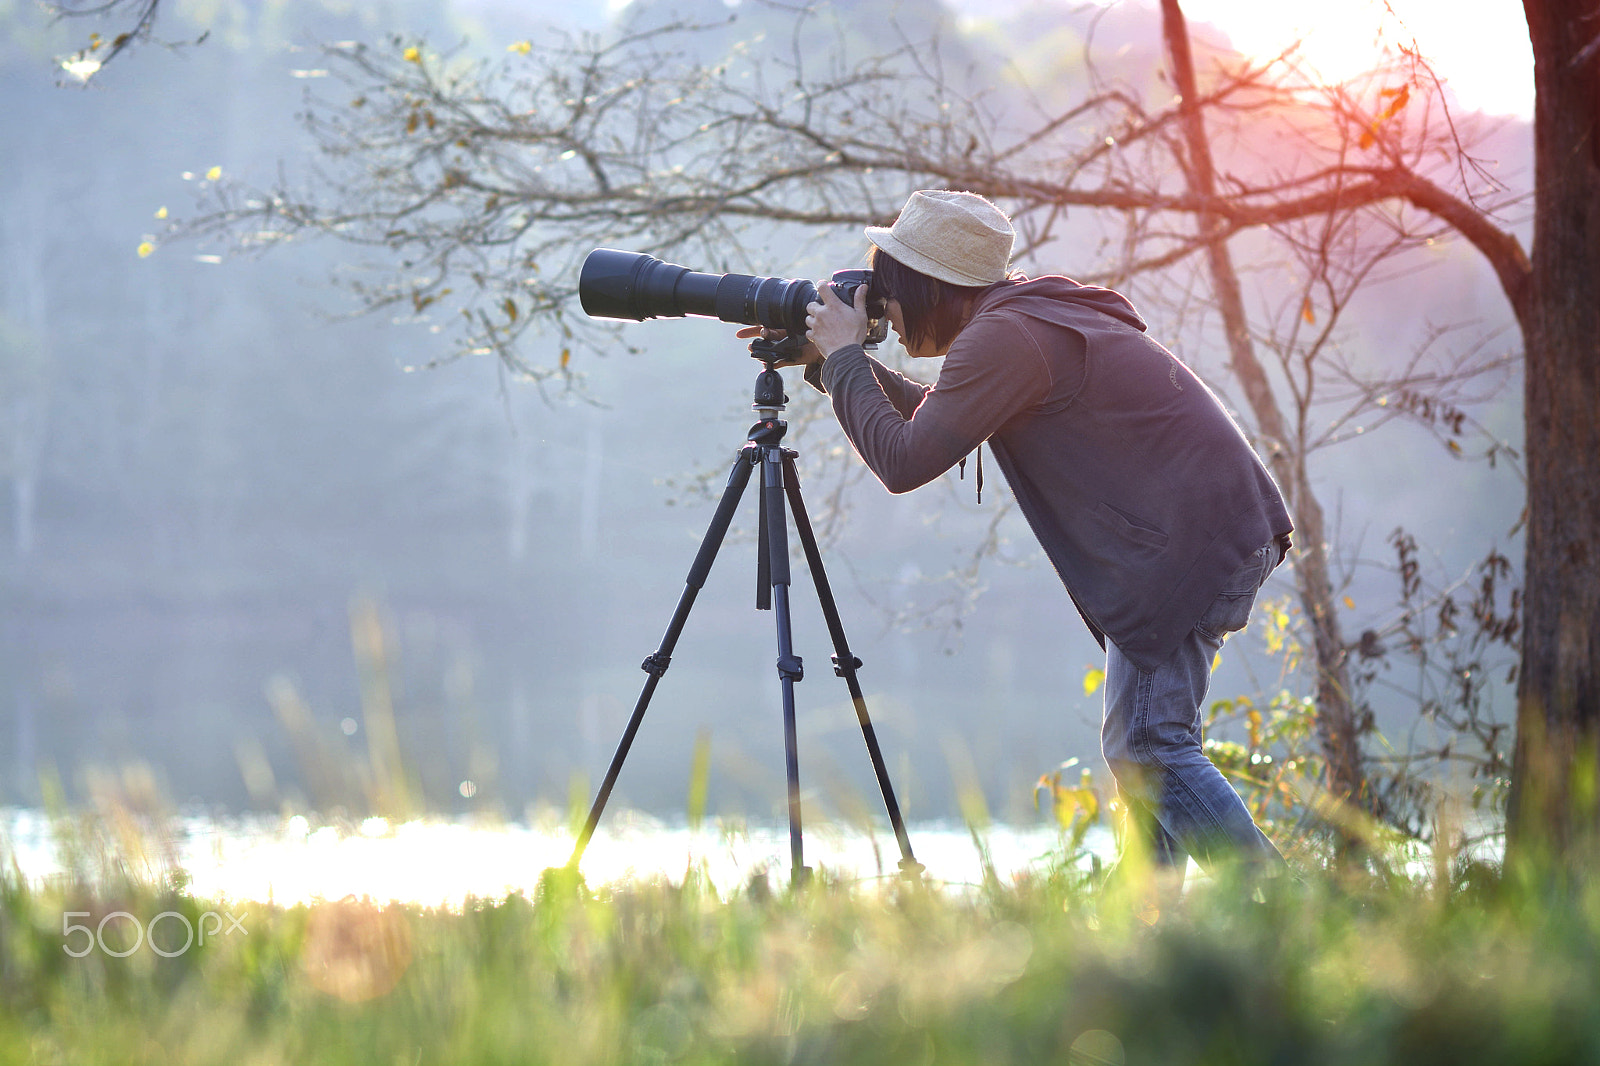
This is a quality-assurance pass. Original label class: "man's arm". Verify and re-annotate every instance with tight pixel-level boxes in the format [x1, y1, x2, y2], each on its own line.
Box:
[819, 314, 1051, 493]
[805, 353, 930, 418]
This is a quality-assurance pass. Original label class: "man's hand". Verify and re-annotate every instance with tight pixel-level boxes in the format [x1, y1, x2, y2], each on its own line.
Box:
[806, 281, 869, 357]
[733, 325, 824, 367]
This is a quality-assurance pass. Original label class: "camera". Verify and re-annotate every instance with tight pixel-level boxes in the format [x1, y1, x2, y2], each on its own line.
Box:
[578, 249, 888, 348]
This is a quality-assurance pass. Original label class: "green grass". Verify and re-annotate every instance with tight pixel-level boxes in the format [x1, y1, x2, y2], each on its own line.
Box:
[4, 838, 1600, 1066]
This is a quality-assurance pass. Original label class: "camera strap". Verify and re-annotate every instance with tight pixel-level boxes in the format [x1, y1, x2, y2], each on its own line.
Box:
[956, 442, 984, 504]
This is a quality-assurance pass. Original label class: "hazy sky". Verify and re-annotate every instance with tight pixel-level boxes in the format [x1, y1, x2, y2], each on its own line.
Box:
[931, 0, 1534, 117]
[1173, 0, 1533, 117]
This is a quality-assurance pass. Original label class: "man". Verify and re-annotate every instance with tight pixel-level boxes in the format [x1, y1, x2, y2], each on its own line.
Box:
[789, 189, 1292, 878]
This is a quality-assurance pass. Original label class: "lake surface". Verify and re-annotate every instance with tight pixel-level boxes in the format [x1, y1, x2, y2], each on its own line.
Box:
[2, 808, 1112, 907]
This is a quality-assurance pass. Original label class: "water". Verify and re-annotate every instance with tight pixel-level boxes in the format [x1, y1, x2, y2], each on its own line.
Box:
[2, 808, 1111, 907]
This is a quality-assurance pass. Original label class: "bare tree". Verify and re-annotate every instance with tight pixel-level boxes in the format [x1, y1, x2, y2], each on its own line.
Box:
[46, 0, 196, 83]
[1507, 0, 1600, 868]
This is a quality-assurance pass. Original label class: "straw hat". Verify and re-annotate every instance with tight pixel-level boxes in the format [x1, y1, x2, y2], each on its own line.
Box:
[864, 190, 1015, 287]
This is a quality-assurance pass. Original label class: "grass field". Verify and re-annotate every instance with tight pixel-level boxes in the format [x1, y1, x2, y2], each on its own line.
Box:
[4, 821, 1599, 1066]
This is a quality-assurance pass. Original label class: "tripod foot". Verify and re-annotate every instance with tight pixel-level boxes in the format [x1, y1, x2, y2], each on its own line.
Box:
[538, 863, 588, 903]
[898, 858, 927, 883]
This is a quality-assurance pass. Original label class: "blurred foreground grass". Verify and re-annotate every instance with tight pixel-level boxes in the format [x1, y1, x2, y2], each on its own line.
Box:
[4, 834, 1600, 1066]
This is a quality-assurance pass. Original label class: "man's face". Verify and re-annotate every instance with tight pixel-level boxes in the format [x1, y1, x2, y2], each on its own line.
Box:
[885, 299, 943, 360]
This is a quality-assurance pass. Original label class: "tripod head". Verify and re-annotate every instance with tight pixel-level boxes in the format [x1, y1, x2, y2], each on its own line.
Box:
[746, 336, 791, 435]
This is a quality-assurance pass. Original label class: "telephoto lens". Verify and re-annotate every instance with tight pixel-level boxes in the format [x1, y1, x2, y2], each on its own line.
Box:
[578, 249, 818, 334]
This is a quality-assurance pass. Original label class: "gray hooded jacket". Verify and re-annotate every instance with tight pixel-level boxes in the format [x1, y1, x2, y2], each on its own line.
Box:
[817, 274, 1293, 671]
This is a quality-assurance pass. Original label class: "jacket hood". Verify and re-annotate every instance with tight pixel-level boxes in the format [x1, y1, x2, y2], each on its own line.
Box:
[974, 274, 1148, 333]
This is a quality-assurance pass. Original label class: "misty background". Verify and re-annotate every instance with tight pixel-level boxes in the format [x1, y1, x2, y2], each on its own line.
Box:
[0, 0, 1525, 825]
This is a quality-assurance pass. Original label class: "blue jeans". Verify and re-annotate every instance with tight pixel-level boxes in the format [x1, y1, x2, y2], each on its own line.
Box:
[1101, 542, 1285, 873]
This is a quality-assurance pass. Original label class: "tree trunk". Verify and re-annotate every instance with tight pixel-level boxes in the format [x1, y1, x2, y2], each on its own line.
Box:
[1508, 0, 1600, 864]
[1160, 0, 1370, 810]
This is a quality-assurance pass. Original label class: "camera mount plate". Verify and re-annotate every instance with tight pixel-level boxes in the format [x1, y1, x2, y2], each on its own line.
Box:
[748, 333, 807, 366]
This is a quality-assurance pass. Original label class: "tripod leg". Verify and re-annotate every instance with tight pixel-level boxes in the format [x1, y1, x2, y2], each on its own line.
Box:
[756, 467, 772, 611]
[761, 445, 810, 887]
[568, 447, 757, 869]
[781, 453, 923, 880]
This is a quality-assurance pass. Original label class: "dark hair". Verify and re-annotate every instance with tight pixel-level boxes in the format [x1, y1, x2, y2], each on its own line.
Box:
[866, 246, 991, 353]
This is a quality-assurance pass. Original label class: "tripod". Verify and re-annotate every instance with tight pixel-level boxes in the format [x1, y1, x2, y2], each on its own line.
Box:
[567, 341, 922, 887]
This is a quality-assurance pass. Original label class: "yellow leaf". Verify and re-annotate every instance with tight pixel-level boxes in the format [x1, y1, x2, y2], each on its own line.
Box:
[1033, 774, 1053, 811]
[1247, 708, 1263, 749]
[154, 206, 167, 219]
[136, 241, 155, 258]
[1071, 786, 1100, 825]
[560, 348, 571, 369]
[502, 297, 518, 322]
[1301, 297, 1315, 325]
[1377, 84, 1411, 120]
[1343, 595, 1355, 610]
[1359, 127, 1376, 150]
[1447, 439, 1463, 454]
[403, 46, 421, 64]
[205, 165, 222, 181]
[508, 40, 532, 55]
[406, 112, 419, 134]
[1051, 786, 1077, 830]
[1082, 667, 1105, 697]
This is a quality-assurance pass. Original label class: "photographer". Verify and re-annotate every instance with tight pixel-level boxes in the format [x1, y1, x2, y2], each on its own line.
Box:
[787, 189, 1294, 881]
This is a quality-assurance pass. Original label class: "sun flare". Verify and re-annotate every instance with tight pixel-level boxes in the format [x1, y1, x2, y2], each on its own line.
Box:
[1182, 0, 1533, 117]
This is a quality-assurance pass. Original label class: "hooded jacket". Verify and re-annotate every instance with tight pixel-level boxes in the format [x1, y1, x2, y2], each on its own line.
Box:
[817, 274, 1293, 672]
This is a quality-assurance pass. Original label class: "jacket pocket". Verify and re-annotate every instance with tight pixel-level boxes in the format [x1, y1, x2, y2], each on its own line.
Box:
[1094, 501, 1169, 552]
[1196, 545, 1274, 639]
